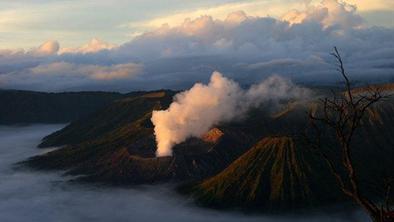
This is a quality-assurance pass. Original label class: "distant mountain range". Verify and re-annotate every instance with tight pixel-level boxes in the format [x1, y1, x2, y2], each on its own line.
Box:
[5, 85, 393, 212]
[0, 89, 124, 124]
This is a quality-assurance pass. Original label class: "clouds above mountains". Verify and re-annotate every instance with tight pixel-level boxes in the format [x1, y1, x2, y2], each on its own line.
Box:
[0, 0, 393, 91]
[1, 62, 143, 91]
[33, 40, 60, 56]
[59, 38, 117, 54]
[29, 62, 142, 81]
[282, 0, 364, 28]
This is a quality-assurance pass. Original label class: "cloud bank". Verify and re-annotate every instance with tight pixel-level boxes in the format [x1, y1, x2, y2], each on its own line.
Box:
[29, 62, 142, 80]
[0, 0, 393, 91]
[0, 125, 367, 222]
[151, 71, 309, 156]
[281, 0, 364, 28]
[59, 38, 117, 54]
[1, 61, 143, 91]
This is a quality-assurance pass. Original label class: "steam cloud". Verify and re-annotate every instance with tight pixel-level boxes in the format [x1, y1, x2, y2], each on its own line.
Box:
[151, 71, 309, 156]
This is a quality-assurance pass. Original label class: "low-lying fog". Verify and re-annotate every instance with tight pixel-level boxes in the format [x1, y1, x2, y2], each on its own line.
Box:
[0, 125, 368, 222]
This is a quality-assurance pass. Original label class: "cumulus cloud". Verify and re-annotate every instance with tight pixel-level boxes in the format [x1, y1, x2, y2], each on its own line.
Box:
[32, 40, 60, 56]
[116, 0, 367, 59]
[151, 71, 310, 156]
[112, 0, 393, 87]
[282, 0, 364, 29]
[0, 0, 393, 91]
[59, 38, 117, 54]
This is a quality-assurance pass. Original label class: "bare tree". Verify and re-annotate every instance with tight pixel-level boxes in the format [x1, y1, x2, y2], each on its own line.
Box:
[305, 47, 392, 222]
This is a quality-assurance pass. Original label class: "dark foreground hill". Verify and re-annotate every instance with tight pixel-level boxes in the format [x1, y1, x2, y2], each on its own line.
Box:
[22, 86, 394, 212]
[0, 89, 126, 124]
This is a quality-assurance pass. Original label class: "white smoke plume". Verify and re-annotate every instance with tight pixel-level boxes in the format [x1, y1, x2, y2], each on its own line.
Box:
[151, 71, 310, 156]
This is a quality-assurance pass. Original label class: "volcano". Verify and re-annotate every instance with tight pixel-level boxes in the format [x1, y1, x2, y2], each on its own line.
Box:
[21, 84, 394, 211]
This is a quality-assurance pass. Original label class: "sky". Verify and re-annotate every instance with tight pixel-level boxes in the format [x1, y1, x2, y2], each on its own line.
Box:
[0, 0, 393, 49]
[0, 0, 393, 91]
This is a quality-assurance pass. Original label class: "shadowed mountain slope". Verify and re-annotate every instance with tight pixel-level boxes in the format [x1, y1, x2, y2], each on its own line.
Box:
[191, 136, 342, 210]
[38, 90, 175, 148]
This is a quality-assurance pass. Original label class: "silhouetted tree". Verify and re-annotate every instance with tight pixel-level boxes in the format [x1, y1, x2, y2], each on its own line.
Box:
[305, 47, 392, 222]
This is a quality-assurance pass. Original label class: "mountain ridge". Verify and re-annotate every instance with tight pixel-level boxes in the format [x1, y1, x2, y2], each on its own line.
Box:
[17, 85, 394, 212]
